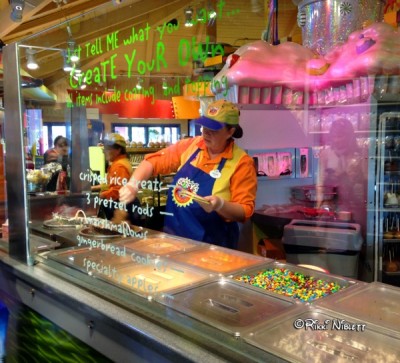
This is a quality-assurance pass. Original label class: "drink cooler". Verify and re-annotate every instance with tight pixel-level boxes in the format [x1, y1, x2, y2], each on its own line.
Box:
[282, 220, 363, 278]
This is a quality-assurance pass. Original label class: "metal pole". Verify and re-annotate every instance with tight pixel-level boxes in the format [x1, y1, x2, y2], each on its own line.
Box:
[3, 42, 32, 265]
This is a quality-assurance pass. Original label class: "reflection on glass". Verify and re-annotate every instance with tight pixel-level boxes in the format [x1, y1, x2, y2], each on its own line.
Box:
[317, 118, 367, 228]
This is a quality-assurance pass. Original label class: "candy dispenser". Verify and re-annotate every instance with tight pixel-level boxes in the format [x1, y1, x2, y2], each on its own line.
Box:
[295, 0, 385, 55]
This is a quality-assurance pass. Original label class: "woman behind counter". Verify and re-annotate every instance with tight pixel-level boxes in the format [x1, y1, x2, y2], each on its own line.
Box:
[119, 100, 257, 248]
[92, 133, 131, 221]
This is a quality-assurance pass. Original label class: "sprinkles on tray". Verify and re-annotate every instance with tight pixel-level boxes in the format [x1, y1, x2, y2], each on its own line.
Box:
[234, 268, 344, 302]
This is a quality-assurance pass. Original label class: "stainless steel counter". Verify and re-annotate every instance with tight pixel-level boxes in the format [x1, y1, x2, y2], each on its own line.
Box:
[0, 237, 286, 363]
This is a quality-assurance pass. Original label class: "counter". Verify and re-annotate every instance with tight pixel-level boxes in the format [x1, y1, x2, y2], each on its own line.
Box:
[0, 235, 285, 363]
[1, 227, 400, 362]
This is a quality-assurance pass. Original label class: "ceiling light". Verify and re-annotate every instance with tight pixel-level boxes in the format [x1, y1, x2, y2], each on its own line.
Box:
[53, 0, 68, 6]
[184, 7, 193, 27]
[67, 40, 80, 62]
[136, 78, 143, 89]
[73, 61, 82, 74]
[26, 48, 39, 70]
[196, 7, 205, 22]
[208, 3, 217, 19]
[62, 50, 73, 72]
[10, 0, 25, 22]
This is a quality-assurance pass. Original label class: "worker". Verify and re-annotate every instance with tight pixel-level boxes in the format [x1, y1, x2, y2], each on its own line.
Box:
[93, 133, 140, 224]
[43, 135, 70, 191]
[119, 99, 257, 248]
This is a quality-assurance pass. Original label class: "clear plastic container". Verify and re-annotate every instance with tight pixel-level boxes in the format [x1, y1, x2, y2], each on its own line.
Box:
[111, 260, 211, 297]
[46, 246, 212, 298]
[231, 261, 357, 303]
[316, 281, 400, 336]
[169, 245, 269, 274]
[244, 306, 400, 363]
[120, 233, 205, 257]
[157, 278, 296, 337]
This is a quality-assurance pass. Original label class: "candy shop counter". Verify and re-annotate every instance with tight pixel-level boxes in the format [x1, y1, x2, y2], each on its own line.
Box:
[1, 231, 400, 362]
[0, 234, 285, 363]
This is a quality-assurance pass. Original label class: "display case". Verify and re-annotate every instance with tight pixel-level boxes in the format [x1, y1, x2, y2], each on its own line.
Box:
[376, 112, 400, 285]
[249, 148, 295, 179]
[231, 261, 358, 303]
[243, 306, 400, 363]
[169, 245, 268, 275]
[119, 233, 206, 257]
[135, 173, 174, 230]
[45, 246, 212, 299]
[316, 281, 400, 336]
[157, 278, 297, 337]
[126, 147, 160, 165]
[136, 178, 170, 208]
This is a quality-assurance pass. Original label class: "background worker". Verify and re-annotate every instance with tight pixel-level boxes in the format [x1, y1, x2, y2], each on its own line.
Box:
[43, 135, 70, 191]
[92, 133, 140, 224]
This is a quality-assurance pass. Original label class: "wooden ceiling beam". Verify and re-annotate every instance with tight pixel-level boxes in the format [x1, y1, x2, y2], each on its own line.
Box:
[0, 0, 55, 40]
[43, 0, 190, 86]
[3, 0, 112, 43]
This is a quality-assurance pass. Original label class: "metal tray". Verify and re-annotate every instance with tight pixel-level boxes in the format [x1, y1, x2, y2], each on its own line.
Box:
[157, 278, 296, 337]
[43, 218, 85, 229]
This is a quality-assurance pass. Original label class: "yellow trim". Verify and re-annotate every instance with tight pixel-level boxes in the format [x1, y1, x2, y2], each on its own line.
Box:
[179, 140, 200, 171]
[179, 140, 247, 201]
[213, 144, 246, 200]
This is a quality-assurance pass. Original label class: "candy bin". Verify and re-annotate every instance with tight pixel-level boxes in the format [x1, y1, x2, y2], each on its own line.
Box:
[232, 261, 358, 303]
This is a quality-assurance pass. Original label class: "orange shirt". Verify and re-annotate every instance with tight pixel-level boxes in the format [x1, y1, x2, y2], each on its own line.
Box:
[145, 136, 257, 220]
[100, 154, 132, 200]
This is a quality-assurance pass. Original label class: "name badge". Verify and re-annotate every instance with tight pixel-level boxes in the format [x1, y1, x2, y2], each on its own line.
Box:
[210, 169, 221, 179]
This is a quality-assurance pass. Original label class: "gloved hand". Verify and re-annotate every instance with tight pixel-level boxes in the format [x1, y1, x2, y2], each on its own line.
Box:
[197, 195, 225, 213]
[119, 183, 138, 204]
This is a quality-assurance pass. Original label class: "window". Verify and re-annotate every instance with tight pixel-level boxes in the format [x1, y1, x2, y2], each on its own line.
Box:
[112, 124, 181, 146]
[42, 122, 68, 151]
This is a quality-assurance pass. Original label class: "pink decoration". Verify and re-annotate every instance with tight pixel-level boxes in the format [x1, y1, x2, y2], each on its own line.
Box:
[212, 23, 400, 105]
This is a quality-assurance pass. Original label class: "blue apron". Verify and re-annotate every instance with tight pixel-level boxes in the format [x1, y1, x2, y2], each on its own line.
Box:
[164, 148, 239, 248]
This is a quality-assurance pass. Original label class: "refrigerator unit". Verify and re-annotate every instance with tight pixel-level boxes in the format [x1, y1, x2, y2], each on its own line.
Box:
[373, 108, 400, 286]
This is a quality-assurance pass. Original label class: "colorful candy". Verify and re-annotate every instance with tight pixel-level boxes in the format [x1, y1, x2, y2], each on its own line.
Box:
[234, 268, 344, 302]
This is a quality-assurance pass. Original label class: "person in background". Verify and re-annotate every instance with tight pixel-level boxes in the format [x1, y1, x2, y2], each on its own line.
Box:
[43, 136, 70, 191]
[317, 118, 367, 228]
[92, 133, 140, 224]
[119, 99, 257, 248]
[43, 136, 69, 165]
